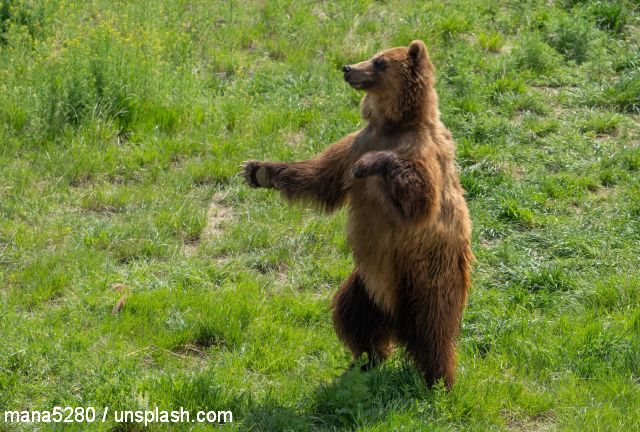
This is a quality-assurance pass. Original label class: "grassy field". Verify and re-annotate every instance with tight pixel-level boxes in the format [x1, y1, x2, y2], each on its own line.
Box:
[1, 0, 639, 430]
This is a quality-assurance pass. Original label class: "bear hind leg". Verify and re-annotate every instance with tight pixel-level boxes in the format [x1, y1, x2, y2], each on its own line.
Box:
[397, 282, 465, 389]
[332, 269, 394, 370]
[405, 333, 456, 389]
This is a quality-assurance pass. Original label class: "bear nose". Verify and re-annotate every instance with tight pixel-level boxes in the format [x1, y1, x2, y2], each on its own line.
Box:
[342, 65, 351, 73]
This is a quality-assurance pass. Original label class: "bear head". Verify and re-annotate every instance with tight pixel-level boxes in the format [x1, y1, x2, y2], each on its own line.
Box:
[342, 40, 438, 128]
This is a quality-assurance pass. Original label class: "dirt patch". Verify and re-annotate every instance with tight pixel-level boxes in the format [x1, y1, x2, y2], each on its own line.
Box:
[171, 341, 209, 358]
[592, 186, 615, 200]
[505, 162, 525, 181]
[184, 191, 234, 256]
[502, 410, 556, 432]
[202, 192, 233, 238]
[531, 85, 561, 97]
[283, 130, 306, 149]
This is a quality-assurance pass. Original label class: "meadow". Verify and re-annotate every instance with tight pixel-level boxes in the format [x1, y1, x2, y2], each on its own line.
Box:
[1, 0, 639, 430]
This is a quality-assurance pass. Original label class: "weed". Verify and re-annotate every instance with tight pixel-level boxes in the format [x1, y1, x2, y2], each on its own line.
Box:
[478, 31, 504, 52]
[602, 73, 640, 113]
[590, 1, 628, 34]
[579, 111, 623, 135]
[511, 35, 562, 74]
[544, 15, 593, 64]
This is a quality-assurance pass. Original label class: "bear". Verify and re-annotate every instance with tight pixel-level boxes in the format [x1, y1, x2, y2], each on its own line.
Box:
[241, 40, 473, 389]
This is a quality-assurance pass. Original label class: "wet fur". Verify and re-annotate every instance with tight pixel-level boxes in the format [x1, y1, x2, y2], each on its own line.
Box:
[242, 40, 473, 389]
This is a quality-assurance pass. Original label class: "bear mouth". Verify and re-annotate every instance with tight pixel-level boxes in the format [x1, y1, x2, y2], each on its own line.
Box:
[344, 77, 374, 90]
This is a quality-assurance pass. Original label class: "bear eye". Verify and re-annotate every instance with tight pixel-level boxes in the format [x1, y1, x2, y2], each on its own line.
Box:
[373, 57, 385, 70]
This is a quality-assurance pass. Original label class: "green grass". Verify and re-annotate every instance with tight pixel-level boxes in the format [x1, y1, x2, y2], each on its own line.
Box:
[478, 31, 505, 53]
[1, 0, 639, 431]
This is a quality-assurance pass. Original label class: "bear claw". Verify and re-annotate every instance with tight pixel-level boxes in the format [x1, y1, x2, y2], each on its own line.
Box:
[241, 160, 260, 187]
[241, 161, 271, 188]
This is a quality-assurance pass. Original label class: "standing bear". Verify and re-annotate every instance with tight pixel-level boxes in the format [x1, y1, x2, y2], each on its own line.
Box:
[242, 40, 473, 389]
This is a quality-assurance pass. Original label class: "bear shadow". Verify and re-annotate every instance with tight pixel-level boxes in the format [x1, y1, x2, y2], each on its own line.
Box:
[241, 359, 438, 431]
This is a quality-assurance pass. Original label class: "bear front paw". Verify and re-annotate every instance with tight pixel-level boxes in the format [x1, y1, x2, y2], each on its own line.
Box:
[351, 160, 373, 179]
[351, 151, 396, 179]
[241, 160, 271, 188]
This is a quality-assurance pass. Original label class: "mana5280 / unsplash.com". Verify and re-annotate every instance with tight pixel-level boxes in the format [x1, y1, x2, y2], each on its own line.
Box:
[4, 407, 233, 426]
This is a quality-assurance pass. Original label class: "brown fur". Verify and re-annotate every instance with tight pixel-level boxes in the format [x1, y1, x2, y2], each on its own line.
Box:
[242, 40, 473, 389]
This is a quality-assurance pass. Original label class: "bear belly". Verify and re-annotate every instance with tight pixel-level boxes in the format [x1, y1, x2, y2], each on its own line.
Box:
[346, 199, 402, 314]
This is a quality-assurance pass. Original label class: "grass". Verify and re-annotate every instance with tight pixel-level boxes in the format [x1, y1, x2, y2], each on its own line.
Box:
[0, 0, 639, 431]
[478, 31, 505, 53]
[590, 1, 629, 34]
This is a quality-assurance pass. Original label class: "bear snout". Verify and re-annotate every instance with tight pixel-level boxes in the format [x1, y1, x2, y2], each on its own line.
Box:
[343, 67, 374, 90]
[342, 66, 354, 83]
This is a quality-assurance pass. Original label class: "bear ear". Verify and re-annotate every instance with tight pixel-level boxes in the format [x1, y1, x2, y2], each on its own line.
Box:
[408, 40, 427, 64]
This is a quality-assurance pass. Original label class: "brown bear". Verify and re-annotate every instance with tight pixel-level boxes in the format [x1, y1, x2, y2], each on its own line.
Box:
[242, 40, 473, 389]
